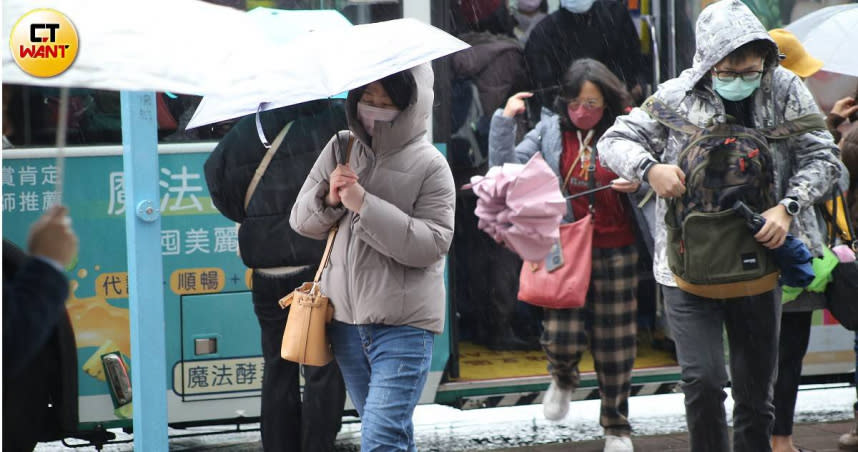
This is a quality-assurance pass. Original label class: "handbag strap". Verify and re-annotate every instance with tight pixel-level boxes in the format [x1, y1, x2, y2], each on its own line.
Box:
[244, 121, 294, 209]
[561, 133, 598, 214]
[312, 133, 356, 283]
[829, 186, 858, 252]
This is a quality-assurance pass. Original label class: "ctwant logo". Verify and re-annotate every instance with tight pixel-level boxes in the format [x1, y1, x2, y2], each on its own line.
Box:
[9, 9, 79, 78]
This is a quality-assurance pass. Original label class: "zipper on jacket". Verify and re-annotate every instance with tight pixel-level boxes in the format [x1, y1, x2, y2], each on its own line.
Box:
[345, 210, 355, 324]
[345, 147, 378, 325]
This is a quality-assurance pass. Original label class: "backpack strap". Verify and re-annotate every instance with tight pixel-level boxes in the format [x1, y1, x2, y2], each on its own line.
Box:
[759, 114, 827, 140]
[825, 186, 858, 251]
[640, 96, 701, 135]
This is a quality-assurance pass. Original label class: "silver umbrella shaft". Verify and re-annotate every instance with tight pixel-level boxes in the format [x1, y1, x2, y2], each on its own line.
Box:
[54, 87, 69, 206]
[564, 184, 613, 200]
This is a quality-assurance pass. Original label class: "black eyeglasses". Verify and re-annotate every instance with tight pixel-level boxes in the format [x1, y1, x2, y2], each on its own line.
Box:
[712, 68, 764, 82]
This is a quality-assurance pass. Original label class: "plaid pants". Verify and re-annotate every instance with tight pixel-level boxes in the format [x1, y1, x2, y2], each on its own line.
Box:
[541, 244, 638, 436]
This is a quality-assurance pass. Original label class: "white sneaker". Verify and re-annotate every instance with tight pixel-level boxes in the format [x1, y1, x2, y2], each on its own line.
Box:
[604, 435, 633, 452]
[542, 380, 573, 421]
[840, 428, 858, 449]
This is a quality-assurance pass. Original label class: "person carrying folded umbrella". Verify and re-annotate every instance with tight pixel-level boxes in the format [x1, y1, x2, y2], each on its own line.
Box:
[489, 58, 639, 452]
[290, 65, 455, 452]
[597, 2, 843, 450]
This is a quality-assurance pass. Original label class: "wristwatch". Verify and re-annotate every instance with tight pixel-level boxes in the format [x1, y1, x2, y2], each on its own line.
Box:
[779, 198, 800, 216]
[640, 159, 657, 183]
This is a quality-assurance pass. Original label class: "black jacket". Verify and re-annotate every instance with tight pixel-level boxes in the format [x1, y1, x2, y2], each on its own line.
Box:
[204, 100, 348, 269]
[524, 0, 644, 115]
[3, 239, 78, 449]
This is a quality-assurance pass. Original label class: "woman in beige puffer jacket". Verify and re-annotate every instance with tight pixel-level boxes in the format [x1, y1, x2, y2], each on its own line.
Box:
[291, 64, 455, 451]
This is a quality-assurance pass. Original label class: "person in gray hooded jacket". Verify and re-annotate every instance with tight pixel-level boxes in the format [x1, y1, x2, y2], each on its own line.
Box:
[290, 64, 455, 451]
[597, 1, 842, 451]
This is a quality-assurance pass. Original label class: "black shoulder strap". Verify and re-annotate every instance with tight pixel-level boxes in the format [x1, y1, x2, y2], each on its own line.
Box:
[640, 96, 701, 135]
[759, 114, 827, 140]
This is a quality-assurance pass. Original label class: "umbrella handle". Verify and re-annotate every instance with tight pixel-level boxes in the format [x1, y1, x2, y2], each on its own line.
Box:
[564, 184, 613, 200]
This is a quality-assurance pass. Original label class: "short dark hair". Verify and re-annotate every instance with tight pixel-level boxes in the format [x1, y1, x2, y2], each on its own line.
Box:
[379, 70, 415, 111]
[554, 58, 632, 136]
[722, 39, 773, 66]
[352, 70, 415, 111]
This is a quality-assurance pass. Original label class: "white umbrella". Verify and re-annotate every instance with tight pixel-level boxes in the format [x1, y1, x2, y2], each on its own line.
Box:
[785, 4, 858, 78]
[186, 7, 354, 135]
[2, 0, 269, 95]
[186, 18, 469, 129]
[247, 7, 352, 42]
[3, 0, 309, 199]
[3, 1, 271, 448]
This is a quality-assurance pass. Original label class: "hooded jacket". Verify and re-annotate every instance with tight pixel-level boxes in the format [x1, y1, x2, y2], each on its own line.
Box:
[290, 64, 456, 334]
[3, 240, 78, 447]
[597, 0, 842, 288]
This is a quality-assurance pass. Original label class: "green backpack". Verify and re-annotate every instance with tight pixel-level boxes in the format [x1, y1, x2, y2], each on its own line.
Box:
[641, 96, 826, 299]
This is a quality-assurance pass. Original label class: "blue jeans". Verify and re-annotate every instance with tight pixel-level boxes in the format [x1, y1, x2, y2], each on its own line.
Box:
[328, 321, 434, 452]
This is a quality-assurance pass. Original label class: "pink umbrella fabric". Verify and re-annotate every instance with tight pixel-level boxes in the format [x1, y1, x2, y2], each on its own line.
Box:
[464, 153, 567, 261]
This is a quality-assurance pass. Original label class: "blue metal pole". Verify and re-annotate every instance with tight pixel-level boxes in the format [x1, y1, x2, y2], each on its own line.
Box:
[120, 91, 168, 451]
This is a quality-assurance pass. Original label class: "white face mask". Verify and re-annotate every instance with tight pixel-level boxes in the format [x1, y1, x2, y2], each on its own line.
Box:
[357, 102, 399, 136]
[560, 0, 596, 13]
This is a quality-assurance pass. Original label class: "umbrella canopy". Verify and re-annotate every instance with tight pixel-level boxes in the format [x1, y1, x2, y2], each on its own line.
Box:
[465, 153, 567, 262]
[3, 0, 268, 95]
[247, 7, 352, 42]
[186, 18, 469, 129]
[785, 4, 858, 77]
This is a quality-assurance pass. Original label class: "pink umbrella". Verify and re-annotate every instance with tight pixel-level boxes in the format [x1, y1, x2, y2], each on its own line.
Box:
[463, 153, 567, 261]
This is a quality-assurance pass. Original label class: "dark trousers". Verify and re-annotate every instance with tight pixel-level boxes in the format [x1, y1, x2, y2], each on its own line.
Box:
[252, 271, 346, 452]
[772, 310, 813, 436]
[662, 286, 780, 452]
[453, 191, 537, 345]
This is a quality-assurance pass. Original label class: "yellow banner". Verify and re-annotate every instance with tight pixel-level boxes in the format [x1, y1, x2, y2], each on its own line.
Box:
[95, 272, 129, 299]
[169, 268, 226, 295]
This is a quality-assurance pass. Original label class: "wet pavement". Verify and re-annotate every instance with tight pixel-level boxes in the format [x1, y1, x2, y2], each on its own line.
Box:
[37, 385, 856, 451]
[491, 419, 856, 451]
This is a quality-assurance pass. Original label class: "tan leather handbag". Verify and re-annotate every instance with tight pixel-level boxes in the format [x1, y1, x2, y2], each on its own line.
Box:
[278, 133, 354, 366]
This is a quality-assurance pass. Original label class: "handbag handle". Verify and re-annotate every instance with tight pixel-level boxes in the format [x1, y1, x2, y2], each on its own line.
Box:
[244, 120, 294, 209]
[313, 132, 356, 284]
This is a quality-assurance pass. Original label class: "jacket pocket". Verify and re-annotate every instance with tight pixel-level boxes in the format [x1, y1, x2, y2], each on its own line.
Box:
[681, 211, 775, 284]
